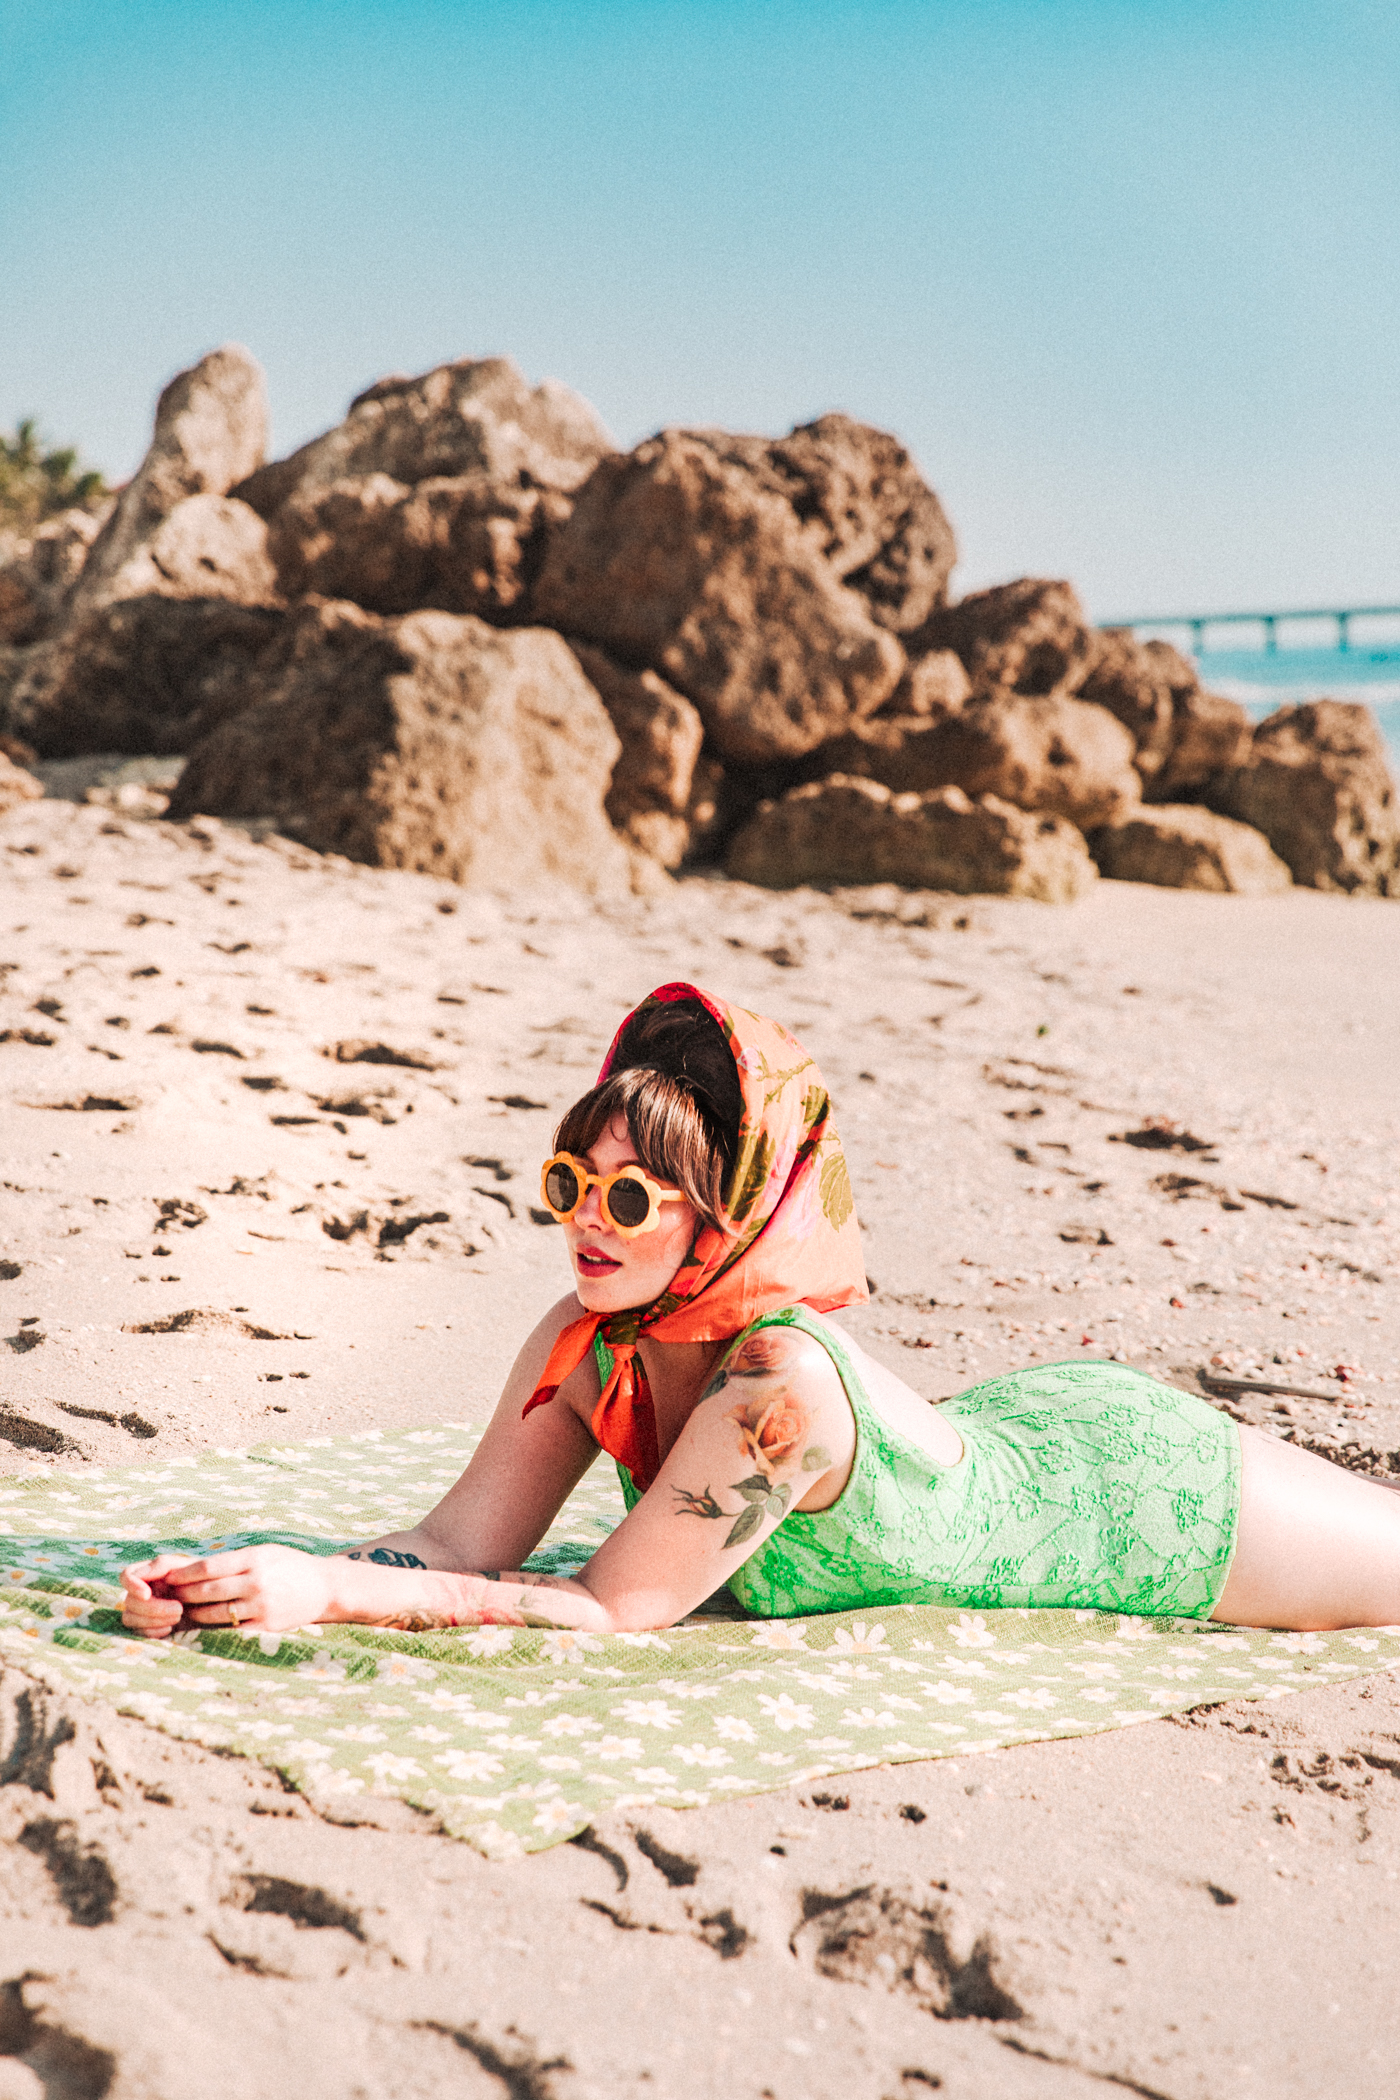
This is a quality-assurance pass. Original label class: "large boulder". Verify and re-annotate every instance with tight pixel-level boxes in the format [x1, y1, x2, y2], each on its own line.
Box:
[532, 431, 905, 763]
[0, 508, 106, 645]
[70, 346, 267, 616]
[567, 642, 708, 868]
[1206, 700, 1400, 895]
[265, 472, 567, 622]
[168, 601, 640, 893]
[800, 690, 1141, 829]
[727, 774, 1096, 902]
[911, 578, 1094, 696]
[5, 596, 286, 758]
[687, 414, 957, 634]
[0, 751, 43, 817]
[1089, 805, 1292, 894]
[234, 357, 614, 518]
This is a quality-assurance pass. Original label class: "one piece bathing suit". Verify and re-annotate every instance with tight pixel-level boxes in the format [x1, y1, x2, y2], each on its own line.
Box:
[602, 1306, 1242, 1620]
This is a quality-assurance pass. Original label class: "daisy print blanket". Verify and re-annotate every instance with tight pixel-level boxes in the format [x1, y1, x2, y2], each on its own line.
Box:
[0, 1423, 1396, 1858]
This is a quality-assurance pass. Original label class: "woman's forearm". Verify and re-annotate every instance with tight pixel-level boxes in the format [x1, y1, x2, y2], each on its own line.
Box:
[322, 1558, 614, 1634]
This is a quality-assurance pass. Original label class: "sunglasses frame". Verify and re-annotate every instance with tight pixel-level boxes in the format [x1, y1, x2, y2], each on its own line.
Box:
[539, 1151, 687, 1240]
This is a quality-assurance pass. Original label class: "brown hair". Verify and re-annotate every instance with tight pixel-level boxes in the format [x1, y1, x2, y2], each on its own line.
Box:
[553, 998, 743, 1230]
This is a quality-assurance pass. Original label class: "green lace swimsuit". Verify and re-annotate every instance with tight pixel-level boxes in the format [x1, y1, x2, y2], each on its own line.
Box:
[602, 1307, 1241, 1620]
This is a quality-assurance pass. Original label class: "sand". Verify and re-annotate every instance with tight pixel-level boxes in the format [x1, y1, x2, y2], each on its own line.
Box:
[0, 782, 1397, 2099]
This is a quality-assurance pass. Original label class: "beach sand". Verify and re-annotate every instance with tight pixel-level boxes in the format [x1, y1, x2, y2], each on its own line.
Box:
[0, 790, 1397, 2099]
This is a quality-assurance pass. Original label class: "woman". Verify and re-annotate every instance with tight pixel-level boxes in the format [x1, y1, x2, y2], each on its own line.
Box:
[122, 984, 1400, 1640]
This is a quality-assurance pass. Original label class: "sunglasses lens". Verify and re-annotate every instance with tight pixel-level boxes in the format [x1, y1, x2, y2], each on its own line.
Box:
[544, 1161, 582, 1215]
[605, 1175, 652, 1231]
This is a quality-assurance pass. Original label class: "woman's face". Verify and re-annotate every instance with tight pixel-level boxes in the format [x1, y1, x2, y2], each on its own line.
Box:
[562, 1116, 699, 1315]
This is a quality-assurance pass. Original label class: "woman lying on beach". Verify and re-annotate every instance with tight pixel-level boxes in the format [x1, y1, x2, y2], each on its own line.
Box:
[123, 984, 1400, 1642]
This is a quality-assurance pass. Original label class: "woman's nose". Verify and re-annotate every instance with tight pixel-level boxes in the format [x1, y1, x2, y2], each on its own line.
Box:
[575, 1179, 611, 1231]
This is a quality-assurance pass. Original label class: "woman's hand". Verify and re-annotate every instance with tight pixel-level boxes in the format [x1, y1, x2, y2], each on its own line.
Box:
[120, 1545, 337, 1637]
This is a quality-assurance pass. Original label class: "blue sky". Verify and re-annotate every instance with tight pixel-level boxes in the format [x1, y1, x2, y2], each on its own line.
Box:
[2, 0, 1397, 615]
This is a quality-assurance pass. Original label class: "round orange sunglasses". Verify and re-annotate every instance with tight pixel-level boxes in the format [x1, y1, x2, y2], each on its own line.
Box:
[539, 1152, 686, 1239]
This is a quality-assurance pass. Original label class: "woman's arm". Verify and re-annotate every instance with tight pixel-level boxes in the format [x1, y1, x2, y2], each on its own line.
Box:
[348, 1290, 604, 1571]
[121, 1321, 854, 1637]
[118, 1548, 615, 1637]
[121, 1291, 605, 1637]
[566, 1320, 855, 1629]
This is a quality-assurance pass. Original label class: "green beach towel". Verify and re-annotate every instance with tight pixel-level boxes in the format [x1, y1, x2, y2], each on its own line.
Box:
[0, 1422, 1396, 1859]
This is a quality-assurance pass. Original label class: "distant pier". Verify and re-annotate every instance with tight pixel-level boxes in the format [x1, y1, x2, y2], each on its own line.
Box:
[1103, 604, 1400, 655]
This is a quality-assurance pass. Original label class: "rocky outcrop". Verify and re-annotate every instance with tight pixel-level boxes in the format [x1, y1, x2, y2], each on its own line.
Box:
[912, 578, 1094, 697]
[1089, 805, 1292, 894]
[568, 643, 709, 868]
[532, 431, 905, 762]
[802, 690, 1140, 830]
[266, 472, 567, 622]
[687, 414, 956, 634]
[0, 750, 43, 816]
[234, 357, 613, 519]
[727, 775, 1096, 901]
[0, 509, 106, 645]
[6, 596, 286, 758]
[1207, 700, 1400, 895]
[169, 601, 640, 893]
[70, 346, 267, 617]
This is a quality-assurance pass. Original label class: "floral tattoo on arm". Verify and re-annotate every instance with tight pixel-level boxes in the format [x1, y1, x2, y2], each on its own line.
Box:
[675, 1330, 833, 1550]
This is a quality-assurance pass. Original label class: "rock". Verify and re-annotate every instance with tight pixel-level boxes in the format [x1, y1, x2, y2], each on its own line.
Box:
[168, 600, 640, 893]
[1150, 684, 1252, 802]
[689, 413, 957, 633]
[266, 472, 568, 622]
[0, 508, 106, 645]
[0, 730, 36, 768]
[0, 646, 24, 730]
[911, 578, 1094, 696]
[800, 690, 1140, 829]
[1077, 629, 1191, 782]
[880, 648, 971, 719]
[234, 357, 614, 518]
[726, 775, 1096, 901]
[1088, 804, 1292, 893]
[6, 596, 287, 757]
[1207, 700, 1400, 895]
[80, 493, 278, 610]
[0, 750, 43, 815]
[533, 431, 905, 763]
[71, 346, 267, 615]
[568, 643, 707, 867]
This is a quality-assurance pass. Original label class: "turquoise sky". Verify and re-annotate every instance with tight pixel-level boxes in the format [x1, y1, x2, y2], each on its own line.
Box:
[2, 0, 1397, 616]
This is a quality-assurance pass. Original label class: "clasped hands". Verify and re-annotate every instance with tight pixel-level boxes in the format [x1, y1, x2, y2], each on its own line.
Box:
[120, 1544, 339, 1638]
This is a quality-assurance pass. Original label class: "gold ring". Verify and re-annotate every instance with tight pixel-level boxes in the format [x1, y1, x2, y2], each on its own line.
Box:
[227, 1603, 240, 1629]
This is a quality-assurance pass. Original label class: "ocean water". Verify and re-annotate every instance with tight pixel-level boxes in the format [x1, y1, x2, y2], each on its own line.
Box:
[1159, 639, 1400, 773]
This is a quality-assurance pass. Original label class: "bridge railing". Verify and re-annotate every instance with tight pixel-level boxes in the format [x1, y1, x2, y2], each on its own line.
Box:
[1102, 605, 1400, 654]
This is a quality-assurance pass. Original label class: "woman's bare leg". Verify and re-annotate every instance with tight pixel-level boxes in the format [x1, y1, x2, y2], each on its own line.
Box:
[1213, 1424, 1400, 1629]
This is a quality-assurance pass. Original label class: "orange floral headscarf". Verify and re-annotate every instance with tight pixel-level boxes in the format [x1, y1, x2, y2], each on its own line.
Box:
[522, 983, 867, 1490]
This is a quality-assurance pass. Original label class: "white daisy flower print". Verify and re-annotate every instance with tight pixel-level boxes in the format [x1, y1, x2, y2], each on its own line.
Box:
[830, 1623, 887, 1654]
[758, 1694, 813, 1732]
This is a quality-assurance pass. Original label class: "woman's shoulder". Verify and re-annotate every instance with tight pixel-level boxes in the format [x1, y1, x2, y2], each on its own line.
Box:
[717, 1307, 848, 1395]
